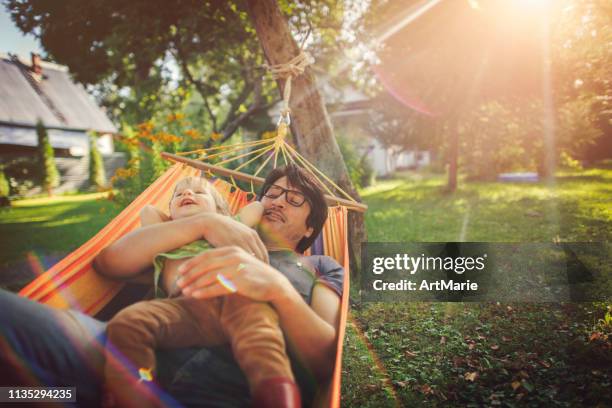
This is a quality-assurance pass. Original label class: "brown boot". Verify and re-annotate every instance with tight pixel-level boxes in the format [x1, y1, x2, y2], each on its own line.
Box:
[251, 377, 301, 408]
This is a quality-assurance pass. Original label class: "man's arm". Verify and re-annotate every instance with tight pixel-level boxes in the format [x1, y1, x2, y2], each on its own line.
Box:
[272, 280, 341, 382]
[176, 247, 341, 382]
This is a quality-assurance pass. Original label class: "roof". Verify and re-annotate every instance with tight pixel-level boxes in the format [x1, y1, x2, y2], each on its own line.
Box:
[0, 53, 117, 133]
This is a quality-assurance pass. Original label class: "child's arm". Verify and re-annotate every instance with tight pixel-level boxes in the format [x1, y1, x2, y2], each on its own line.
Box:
[140, 205, 170, 226]
[235, 201, 264, 228]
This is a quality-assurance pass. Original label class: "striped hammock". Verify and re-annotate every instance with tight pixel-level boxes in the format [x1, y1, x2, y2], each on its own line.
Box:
[18, 162, 350, 408]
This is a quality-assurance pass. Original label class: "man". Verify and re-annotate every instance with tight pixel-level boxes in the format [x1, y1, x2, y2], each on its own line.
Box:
[0, 164, 344, 407]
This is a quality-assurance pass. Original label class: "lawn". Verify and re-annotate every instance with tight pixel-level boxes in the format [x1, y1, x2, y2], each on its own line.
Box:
[0, 192, 121, 291]
[0, 167, 610, 406]
[342, 164, 611, 407]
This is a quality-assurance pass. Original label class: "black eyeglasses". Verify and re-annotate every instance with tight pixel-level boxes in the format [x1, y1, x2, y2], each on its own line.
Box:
[263, 184, 307, 207]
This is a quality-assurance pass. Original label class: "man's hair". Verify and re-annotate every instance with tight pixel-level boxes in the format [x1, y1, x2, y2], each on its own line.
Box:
[171, 176, 230, 216]
[258, 164, 328, 253]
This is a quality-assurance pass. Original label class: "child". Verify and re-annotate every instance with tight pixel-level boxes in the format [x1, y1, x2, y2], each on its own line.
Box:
[103, 176, 300, 408]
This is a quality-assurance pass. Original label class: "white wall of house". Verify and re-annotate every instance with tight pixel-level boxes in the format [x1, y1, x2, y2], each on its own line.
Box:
[0, 125, 114, 156]
[360, 138, 430, 176]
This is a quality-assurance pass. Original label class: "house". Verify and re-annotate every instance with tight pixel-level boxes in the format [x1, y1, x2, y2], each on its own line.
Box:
[269, 76, 429, 177]
[0, 53, 124, 192]
[324, 83, 431, 176]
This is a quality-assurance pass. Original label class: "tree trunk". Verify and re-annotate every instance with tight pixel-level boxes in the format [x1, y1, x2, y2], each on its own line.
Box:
[245, 0, 366, 275]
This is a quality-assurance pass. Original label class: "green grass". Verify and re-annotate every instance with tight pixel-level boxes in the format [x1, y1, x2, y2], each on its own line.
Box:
[361, 166, 611, 242]
[0, 168, 610, 406]
[0, 192, 121, 290]
[343, 165, 612, 407]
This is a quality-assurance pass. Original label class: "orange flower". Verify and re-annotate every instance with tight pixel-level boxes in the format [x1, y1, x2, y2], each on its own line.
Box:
[137, 121, 154, 134]
[184, 129, 201, 139]
[166, 113, 185, 122]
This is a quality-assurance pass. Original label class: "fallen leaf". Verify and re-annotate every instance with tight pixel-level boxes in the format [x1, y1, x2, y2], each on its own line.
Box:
[539, 360, 551, 368]
[502, 336, 511, 342]
[440, 336, 447, 344]
[519, 370, 530, 379]
[491, 344, 500, 351]
[420, 384, 432, 395]
[395, 381, 408, 388]
[404, 351, 417, 358]
[589, 332, 602, 342]
[452, 356, 464, 367]
[464, 372, 479, 382]
[468, 342, 476, 350]
[511, 381, 522, 391]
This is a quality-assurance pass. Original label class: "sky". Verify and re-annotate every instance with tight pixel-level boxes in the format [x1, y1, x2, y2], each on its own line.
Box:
[0, 6, 44, 58]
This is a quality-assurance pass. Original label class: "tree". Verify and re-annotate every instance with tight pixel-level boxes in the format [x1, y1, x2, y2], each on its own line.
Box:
[89, 132, 107, 190]
[552, 0, 612, 162]
[8, 0, 371, 269]
[36, 120, 59, 195]
[6, 0, 275, 142]
[245, 0, 366, 273]
[0, 166, 10, 206]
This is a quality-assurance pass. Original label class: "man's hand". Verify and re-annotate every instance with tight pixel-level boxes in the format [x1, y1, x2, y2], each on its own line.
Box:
[176, 246, 287, 302]
[199, 213, 269, 264]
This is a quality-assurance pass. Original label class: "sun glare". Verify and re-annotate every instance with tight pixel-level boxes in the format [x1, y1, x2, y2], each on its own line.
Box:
[515, 0, 551, 11]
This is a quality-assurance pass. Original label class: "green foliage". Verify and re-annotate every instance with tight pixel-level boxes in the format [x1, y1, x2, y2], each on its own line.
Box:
[359, 154, 375, 188]
[458, 96, 603, 180]
[337, 134, 375, 189]
[0, 167, 9, 197]
[36, 120, 60, 194]
[459, 100, 537, 180]
[88, 133, 107, 190]
[559, 151, 583, 171]
[0, 166, 10, 206]
[109, 121, 175, 207]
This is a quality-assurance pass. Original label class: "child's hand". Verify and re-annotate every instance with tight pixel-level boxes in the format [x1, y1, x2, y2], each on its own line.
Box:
[236, 201, 264, 228]
[140, 205, 170, 226]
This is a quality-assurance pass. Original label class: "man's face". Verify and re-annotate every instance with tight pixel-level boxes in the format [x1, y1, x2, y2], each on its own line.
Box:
[259, 176, 314, 250]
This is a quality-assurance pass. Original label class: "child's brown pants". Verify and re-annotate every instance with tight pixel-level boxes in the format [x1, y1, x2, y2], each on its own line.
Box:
[104, 295, 293, 407]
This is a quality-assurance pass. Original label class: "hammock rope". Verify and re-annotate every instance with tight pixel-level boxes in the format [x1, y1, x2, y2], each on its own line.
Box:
[168, 32, 366, 212]
[263, 50, 313, 121]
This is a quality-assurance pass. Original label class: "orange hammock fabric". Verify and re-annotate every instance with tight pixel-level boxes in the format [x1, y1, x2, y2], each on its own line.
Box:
[18, 162, 350, 408]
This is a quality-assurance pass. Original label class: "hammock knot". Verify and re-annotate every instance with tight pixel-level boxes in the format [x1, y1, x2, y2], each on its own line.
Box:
[263, 51, 313, 81]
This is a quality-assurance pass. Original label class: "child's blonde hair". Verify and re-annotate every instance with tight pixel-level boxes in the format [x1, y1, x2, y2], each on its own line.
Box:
[172, 176, 230, 216]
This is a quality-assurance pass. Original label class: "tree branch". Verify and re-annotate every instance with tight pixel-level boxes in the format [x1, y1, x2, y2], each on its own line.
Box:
[209, 78, 264, 147]
[171, 45, 219, 131]
[219, 79, 255, 131]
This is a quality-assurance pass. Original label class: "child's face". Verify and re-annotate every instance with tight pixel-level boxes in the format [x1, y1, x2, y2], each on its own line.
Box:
[169, 178, 217, 220]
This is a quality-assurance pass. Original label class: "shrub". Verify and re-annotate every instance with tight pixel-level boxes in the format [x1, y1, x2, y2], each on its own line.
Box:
[0, 166, 10, 206]
[337, 135, 375, 189]
[89, 133, 107, 190]
[36, 120, 60, 194]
